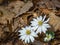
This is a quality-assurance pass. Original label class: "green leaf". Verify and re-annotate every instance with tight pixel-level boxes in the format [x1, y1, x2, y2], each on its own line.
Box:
[46, 30, 55, 39]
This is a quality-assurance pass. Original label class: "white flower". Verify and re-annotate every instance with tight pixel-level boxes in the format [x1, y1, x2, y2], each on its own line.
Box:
[31, 15, 50, 34]
[44, 34, 52, 42]
[18, 26, 38, 43]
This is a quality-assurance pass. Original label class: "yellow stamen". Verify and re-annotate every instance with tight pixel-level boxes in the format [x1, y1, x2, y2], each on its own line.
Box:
[38, 21, 43, 26]
[47, 35, 51, 39]
[26, 30, 31, 35]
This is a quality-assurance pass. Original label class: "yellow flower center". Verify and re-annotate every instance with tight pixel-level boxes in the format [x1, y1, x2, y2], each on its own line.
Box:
[26, 30, 31, 35]
[47, 35, 51, 39]
[38, 21, 43, 26]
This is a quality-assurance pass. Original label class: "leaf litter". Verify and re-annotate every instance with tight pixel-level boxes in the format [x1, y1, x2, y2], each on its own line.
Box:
[0, 0, 60, 45]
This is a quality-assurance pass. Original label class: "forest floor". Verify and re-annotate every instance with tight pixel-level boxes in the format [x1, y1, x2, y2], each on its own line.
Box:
[0, 0, 60, 45]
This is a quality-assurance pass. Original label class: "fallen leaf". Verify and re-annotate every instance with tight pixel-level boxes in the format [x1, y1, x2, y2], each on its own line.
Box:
[7, 1, 33, 17]
[49, 12, 60, 31]
[52, 0, 60, 8]
[7, 1, 25, 15]
[0, 6, 15, 24]
[16, 1, 33, 17]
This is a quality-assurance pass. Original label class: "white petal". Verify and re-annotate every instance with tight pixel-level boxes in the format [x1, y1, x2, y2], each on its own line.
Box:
[39, 27, 42, 34]
[31, 26, 38, 31]
[18, 30, 23, 33]
[25, 36, 30, 43]
[39, 16, 42, 21]
[29, 36, 34, 42]
[33, 19, 38, 22]
[44, 37, 50, 42]
[44, 37, 47, 41]
[20, 35, 26, 41]
[25, 36, 29, 43]
[31, 24, 37, 27]
[25, 26, 31, 30]
[44, 18, 50, 23]
[31, 21, 38, 26]
[46, 34, 52, 39]
[25, 26, 29, 30]
[29, 26, 31, 29]
[31, 32, 38, 37]
[22, 28, 26, 31]
[43, 24, 51, 28]
[43, 15, 46, 21]
[27, 38, 30, 43]
[41, 26, 47, 33]
[37, 17, 40, 21]
[18, 30, 25, 35]
[25, 38, 27, 43]
[36, 30, 39, 34]
[36, 27, 41, 34]
[31, 21, 36, 24]
[19, 32, 25, 36]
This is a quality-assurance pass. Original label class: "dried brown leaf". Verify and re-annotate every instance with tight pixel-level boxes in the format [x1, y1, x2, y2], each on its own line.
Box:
[12, 17, 22, 32]
[52, 0, 60, 8]
[7, 1, 25, 15]
[7, 1, 33, 17]
[21, 13, 32, 26]
[49, 12, 60, 31]
[0, 6, 15, 24]
[16, 1, 33, 17]
[38, 0, 56, 9]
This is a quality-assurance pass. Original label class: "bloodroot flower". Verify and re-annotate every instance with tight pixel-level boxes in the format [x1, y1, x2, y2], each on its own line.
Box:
[31, 15, 50, 34]
[44, 31, 55, 42]
[18, 26, 38, 43]
[44, 34, 52, 42]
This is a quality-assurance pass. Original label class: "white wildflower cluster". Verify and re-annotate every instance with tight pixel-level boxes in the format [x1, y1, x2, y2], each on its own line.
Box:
[44, 34, 52, 42]
[18, 15, 51, 43]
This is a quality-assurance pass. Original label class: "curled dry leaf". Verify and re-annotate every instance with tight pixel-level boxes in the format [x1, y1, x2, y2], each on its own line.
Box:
[7, 16, 29, 32]
[7, 1, 33, 17]
[16, 1, 33, 17]
[52, 0, 60, 8]
[49, 12, 60, 31]
[18, 17, 27, 27]
[3, 17, 23, 32]
[39, 8, 52, 14]
[37, 0, 60, 9]
[0, 6, 15, 24]
[21, 13, 31, 26]
[37, 0, 56, 9]
[7, 1, 25, 15]
[12, 17, 23, 32]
